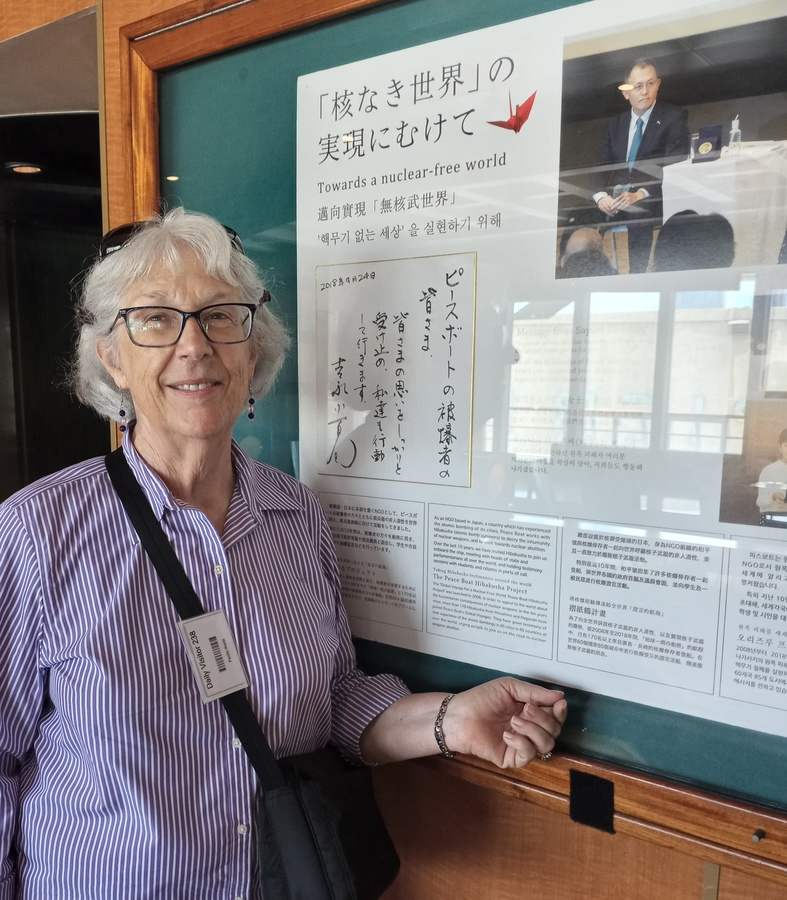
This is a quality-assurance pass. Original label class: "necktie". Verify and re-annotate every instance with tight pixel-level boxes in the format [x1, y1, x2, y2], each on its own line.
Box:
[627, 117, 644, 170]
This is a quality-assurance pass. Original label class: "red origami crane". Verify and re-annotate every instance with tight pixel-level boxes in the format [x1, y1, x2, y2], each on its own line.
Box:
[488, 91, 537, 133]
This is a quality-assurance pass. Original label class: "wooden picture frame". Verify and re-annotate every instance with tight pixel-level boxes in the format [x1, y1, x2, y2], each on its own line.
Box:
[103, 1, 787, 893]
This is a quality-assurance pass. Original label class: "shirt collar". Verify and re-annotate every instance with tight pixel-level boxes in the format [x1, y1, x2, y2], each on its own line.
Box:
[632, 104, 655, 127]
[230, 440, 302, 519]
[121, 426, 302, 522]
[121, 428, 176, 520]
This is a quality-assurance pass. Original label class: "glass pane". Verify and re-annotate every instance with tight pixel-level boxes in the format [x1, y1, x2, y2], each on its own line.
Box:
[584, 292, 659, 447]
[668, 286, 753, 453]
[159, 0, 787, 810]
[508, 301, 573, 458]
[765, 292, 787, 393]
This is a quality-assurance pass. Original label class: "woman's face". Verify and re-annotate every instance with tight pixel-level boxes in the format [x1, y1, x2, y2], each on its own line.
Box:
[98, 250, 256, 448]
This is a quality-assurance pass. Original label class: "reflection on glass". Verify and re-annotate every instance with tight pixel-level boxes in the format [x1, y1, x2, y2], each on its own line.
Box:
[584, 292, 658, 448]
[719, 289, 787, 528]
[765, 292, 787, 394]
[508, 285, 768, 464]
[508, 301, 573, 458]
[505, 280, 787, 528]
[669, 286, 753, 454]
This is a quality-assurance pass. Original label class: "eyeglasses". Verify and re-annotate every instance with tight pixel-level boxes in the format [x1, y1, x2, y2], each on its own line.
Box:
[630, 79, 659, 93]
[98, 221, 245, 260]
[112, 302, 263, 347]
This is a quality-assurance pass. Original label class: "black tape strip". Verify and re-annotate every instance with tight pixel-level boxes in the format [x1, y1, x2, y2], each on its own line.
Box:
[569, 769, 615, 833]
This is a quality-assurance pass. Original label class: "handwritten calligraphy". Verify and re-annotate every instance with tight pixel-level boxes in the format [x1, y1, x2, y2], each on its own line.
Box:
[320, 254, 474, 485]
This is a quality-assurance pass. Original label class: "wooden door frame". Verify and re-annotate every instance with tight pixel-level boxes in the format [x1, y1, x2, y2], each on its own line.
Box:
[112, 0, 390, 225]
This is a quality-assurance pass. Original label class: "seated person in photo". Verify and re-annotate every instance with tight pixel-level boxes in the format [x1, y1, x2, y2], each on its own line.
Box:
[593, 58, 689, 274]
[757, 428, 787, 525]
[557, 227, 616, 277]
[653, 210, 735, 271]
[559, 248, 617, 278]
[558, 226, 603, 265]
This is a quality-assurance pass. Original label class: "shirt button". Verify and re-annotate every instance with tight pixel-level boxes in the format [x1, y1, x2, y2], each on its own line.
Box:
[214, 564, 224, 575]
[232, 737, 242, 749]
[237, 823, 249, 835]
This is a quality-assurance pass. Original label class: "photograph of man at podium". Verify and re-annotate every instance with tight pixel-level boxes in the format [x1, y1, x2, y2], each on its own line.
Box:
[592, 58, 690, 273]
[558, 14, 787, 278]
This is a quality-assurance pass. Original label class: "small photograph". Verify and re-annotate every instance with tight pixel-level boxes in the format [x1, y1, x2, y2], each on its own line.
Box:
[556, 14, 787, 277]
[719, 402, 787, 530]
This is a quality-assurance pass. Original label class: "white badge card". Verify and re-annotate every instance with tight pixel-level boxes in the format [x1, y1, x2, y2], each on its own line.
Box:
[177, 610, 249, 703]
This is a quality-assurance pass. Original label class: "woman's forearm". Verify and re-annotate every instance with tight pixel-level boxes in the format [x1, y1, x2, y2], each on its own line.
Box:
[359, 692, 448, 764]
[358, 677, 568, 769]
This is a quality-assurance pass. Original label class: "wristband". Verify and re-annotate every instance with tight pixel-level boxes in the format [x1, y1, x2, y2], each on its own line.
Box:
[434, 693, 456, 759]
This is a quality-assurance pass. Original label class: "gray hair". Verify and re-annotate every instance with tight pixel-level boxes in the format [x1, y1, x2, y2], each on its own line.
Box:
[72, 207, 290, 422]
[626, 58, 660, 81]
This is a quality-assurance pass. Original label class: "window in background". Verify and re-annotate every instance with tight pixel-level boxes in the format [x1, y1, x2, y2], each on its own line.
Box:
[508, 301, 574, 458]
[764, 291, 787, 396]
[583, 292, 659, 448]
[668, 286, 753, 454]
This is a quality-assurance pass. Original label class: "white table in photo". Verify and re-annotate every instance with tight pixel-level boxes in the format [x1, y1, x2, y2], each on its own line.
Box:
[662, 140, 787, 267]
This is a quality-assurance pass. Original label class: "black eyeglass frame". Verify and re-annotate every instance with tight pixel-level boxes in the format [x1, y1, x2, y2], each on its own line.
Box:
[98, 221, 245, 260]
[111, 302, 260, 347]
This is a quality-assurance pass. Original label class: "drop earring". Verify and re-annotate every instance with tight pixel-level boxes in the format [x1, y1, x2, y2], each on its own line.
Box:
[247, 394, 256, 420]
[119, 402, 128, 433]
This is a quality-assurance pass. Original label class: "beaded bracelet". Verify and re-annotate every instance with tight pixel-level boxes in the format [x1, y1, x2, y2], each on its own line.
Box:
[433, 693, 456, 759]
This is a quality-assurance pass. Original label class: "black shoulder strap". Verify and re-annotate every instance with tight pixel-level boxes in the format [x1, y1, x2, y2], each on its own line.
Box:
[105, 448, 285, 791]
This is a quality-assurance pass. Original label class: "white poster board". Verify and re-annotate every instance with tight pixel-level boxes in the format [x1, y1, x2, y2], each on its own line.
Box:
[297, 0, 787, 738]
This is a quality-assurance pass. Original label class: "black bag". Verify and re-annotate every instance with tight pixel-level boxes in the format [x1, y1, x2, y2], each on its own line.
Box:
[259, 749, 400, 900]
[105, 449, 399, 900]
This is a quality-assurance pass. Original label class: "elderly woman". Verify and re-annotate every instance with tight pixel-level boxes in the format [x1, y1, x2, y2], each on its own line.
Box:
[0, 208, 566, 898]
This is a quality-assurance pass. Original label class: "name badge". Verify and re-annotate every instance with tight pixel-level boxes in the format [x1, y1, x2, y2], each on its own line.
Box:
[177, 610, 249, 703]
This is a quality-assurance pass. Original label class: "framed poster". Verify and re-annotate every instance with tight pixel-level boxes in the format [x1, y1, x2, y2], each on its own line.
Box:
[297, 0, 787, 739]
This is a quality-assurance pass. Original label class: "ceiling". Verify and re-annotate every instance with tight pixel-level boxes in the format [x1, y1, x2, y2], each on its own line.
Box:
[0, 10, 99, 195]
[0, 9, 97, 117]
[562, 14, 787, 122]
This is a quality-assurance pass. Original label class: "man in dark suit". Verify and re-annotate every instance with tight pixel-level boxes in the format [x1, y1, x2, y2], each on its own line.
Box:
[593, 58, 689, 273]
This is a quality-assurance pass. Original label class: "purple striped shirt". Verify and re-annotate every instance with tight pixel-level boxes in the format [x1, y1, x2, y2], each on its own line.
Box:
[0, 436, 408, 899]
